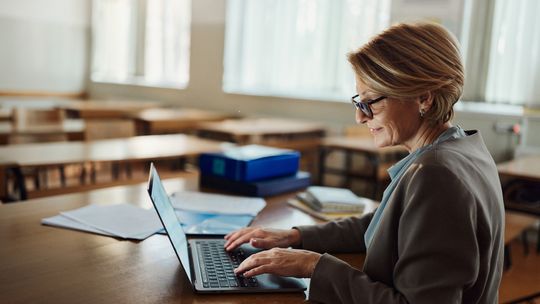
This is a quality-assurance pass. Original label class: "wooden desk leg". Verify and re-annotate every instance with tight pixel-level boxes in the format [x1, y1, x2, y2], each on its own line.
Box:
[344, 150, 352, 189]
[90, 163, 97, 184]
[318, 148, 327, 185]
[9, 166, 27, 201]
[125, 163, 132, 178]
[504, 244, 512, 270]
[367, 154, 380, 199]
[521, 231, 529, 256]
[59, 165, 66, 187]
[112, 163, 120, 180]
[537, 230, 540, 253]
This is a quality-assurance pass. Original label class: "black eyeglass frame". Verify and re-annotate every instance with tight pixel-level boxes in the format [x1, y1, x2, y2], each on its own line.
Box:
[351, 94, 387, 118]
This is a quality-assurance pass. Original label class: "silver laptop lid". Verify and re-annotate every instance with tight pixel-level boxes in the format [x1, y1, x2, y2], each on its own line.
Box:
[147, 163, 192, 282]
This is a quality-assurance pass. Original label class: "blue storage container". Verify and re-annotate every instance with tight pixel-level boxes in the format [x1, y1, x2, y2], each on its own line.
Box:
[198, 145, 300, 182]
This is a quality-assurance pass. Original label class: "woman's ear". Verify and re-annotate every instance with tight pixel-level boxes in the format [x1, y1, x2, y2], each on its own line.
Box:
[419, 91, 434, 112]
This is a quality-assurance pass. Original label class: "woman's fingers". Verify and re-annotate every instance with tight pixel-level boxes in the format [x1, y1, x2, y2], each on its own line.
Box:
[234, 248, 321, 278]
[224, 227, 257, 250]
[234, 252, 271, 275]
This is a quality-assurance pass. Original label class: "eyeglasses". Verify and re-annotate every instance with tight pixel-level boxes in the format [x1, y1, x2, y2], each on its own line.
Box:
[351, 94, 387, 119]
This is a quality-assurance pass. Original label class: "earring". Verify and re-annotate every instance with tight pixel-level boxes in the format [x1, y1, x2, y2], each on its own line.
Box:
[420, 109, 425, 118]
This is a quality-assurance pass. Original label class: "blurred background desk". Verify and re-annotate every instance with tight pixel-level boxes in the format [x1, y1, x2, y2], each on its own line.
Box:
[196, 118, 326, 176]
[0, 120, 85, 145]
[132, 108, 237, 136]
[0, 134, 225, 200]
[61, 99, 159, 119]
[498, 155, 540, 216]
[318, 136, 406, 200]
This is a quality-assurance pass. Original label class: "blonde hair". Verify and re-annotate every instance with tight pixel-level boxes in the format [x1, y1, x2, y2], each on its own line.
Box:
[348, 22, 464, 125]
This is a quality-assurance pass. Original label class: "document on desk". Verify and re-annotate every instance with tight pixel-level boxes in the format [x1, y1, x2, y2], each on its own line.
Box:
[42, 192, 265, 239]
[170, 191, 266, 216]
[42, 204, 162, 240]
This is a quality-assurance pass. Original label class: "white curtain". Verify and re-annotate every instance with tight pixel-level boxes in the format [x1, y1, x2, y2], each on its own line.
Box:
[485, 0, 540, 106]
[223, 0, 390, 101]
[91, 0, 191, 87]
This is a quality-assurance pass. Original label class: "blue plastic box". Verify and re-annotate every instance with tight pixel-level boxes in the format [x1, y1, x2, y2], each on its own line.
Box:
[200, 171, 311, 197]
[198, 145, 300, 182]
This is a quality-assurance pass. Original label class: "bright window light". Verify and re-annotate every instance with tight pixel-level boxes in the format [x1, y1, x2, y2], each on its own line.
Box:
[485, 0, 540, 106]
[91, 0, 191, 88]
[223, 0, 391, 101]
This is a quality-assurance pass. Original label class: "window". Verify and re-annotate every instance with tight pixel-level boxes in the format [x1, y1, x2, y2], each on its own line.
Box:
[484, 0, 540, 106]
[91, 0, 191, 88]
[223, 0, 391, 101]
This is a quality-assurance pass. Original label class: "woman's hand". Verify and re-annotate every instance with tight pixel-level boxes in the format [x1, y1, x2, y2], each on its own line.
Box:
[234, 248, 321, 278]
[223, 227, 301, 251]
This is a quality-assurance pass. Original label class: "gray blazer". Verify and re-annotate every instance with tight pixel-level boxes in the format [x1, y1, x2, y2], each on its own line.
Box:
[296, 130, 504, 304]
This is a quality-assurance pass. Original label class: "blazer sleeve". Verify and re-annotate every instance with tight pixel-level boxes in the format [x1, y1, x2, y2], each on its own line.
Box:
[294, 212, 374, 253]
[307, 164, 481, 304]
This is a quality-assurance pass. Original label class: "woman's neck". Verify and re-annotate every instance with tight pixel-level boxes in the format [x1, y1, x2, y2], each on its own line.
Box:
[404, 122, 452, 153]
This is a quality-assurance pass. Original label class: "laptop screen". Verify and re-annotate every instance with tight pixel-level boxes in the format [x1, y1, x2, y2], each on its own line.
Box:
[148, 164, 192, 281]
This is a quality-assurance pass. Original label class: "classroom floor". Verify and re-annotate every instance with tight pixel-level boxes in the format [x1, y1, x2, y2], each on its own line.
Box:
[500, 238, 540, 303]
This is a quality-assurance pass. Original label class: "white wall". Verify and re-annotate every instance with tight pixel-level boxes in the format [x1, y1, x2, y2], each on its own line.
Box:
[0, 0, 90, 94]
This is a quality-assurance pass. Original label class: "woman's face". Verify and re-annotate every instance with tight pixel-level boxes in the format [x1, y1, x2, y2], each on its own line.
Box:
[355, 78, 423, 149]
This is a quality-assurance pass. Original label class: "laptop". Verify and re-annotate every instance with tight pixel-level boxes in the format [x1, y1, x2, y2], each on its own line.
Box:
[147, 163, 306, 293]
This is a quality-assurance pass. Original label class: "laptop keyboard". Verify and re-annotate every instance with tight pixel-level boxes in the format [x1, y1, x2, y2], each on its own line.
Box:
[196, 240, 259, 289]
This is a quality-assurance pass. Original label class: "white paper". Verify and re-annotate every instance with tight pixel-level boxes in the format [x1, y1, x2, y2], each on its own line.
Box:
[59, 204, 163, 239]
[42, 214, 155, 240]
[42, 214, 115, 237]
[170, 191, 266, 215]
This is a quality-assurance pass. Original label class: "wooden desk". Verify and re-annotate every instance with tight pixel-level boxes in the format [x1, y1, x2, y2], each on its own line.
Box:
[197, 118, 326, 176]
[503, 211, 538, 269]
[132, 108, 236, 135]
[497, 156, 540, 216]
[0, 134, 224, 169]
[61, 100, 159, 119]
[0, 134, 225, 200]
[197, 118, 326, 144]
[498, 155, 540, 182]
[497, 155, 540, 254]
[0, 175, 364, 303]
[0, 108, 12, 122]
[0, 120, 85, 145]
[319, 136, 406, 199]
[0, 176, 530, 302]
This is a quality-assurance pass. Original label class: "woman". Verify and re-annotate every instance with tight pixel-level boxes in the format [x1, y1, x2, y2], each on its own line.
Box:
[224, 22, 504, 303]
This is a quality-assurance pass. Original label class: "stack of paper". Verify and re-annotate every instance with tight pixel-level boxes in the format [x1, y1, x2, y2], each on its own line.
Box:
[42, 204, 163, 240]
[42, 191, 268, 239]
[299, 186, 367, 213]
[170, 191, 266, 215]
[167, 191, 267, 235]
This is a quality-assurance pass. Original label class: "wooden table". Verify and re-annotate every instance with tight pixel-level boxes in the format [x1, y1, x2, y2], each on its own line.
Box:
[61, 100, 159, 119]
[132, 108, 236, 135]
[0, 134, 224, 169]
[497, 155, 540, 253]
[497, 155, 540, 216]
[0, 175, 531, 302]
[498, 155, 540, 182]
[196, 118, 326, 176]
[0, 108, 11, 122]
[0, 120, 85, 145]
[319, 136, 407, 199]
[0, 175, 365, 304]
[0, 134, 226, 200]
[196, 118, 326, 144]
